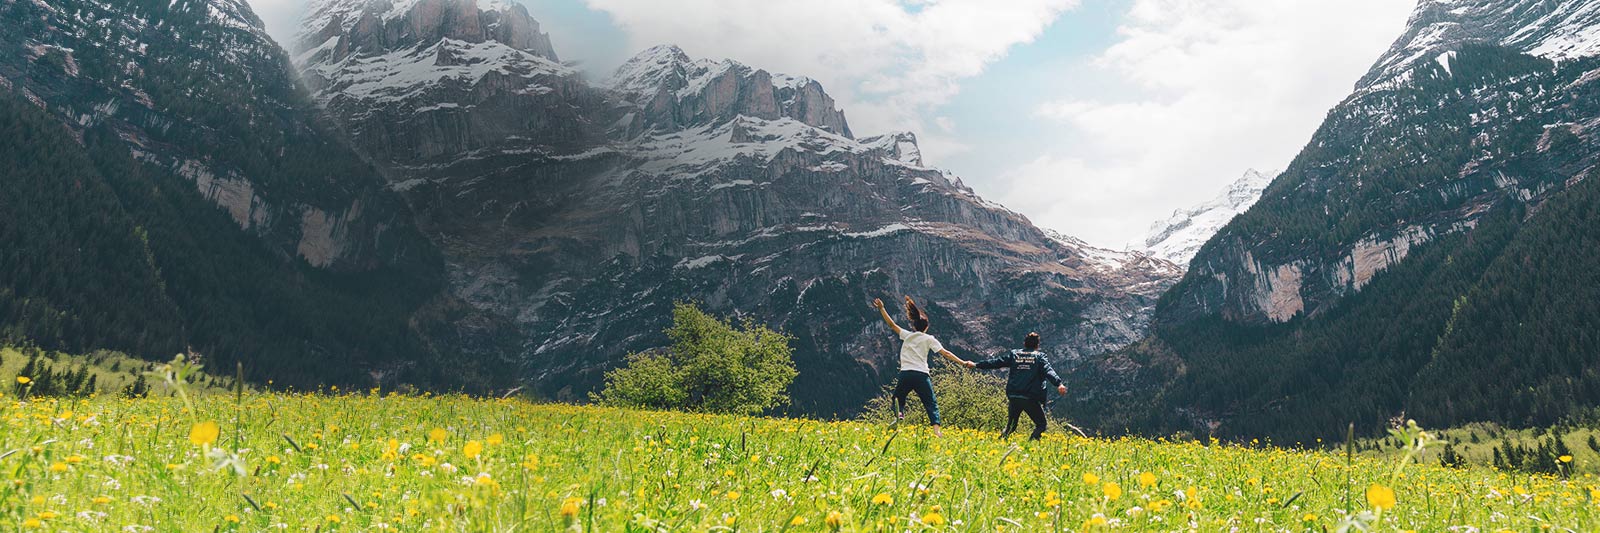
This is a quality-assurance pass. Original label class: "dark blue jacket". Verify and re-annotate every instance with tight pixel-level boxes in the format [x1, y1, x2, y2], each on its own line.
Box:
[974, 349, 1063, 401]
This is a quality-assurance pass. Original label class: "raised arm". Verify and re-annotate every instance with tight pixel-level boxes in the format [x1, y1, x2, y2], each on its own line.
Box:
[873, 299, 902, 336]
[936, 349, 969, 367]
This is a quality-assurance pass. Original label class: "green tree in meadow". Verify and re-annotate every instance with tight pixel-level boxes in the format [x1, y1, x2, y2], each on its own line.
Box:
[594, 303, 796, 415]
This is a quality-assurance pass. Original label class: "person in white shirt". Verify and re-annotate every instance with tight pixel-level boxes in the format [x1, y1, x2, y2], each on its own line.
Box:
[873, 296, 972, 436]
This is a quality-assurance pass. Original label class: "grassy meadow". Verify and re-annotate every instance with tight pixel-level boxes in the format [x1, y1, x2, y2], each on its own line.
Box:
[4, 385, 1600, 532]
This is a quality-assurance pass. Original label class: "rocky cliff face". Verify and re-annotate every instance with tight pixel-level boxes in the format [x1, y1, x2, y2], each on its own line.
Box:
[1077, 0, 1600, 441]
[0, 0, 423, 271]
[1162, 0, 1600, 325]
[1134, 169, 1272, 268]
[297, 0, 1180, 414]
[0, 0, 514, 390]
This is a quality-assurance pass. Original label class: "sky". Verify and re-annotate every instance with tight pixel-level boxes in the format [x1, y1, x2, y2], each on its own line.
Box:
[248, 0, 1417, 248]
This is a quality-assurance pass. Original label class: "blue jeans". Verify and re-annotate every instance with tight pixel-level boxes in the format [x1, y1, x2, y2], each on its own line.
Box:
[893, 370, 940, 425]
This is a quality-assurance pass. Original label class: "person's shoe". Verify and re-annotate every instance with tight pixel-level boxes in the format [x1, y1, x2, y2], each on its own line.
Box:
[999, 431, 1013, 441]
[933, 425, 943, 437]
[888, 416, 901, 430]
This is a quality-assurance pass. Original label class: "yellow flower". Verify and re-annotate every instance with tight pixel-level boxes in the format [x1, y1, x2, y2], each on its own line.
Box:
[92, 496, 111, 505]
[37, 512, 58, 520]
[1083, 472, 1100, 485]
[428, 427, 448, 443]
[871, 492, 893, 506]
[487, 433, 505, 446]
[825, 510, 843, 528]
[326, 514, 341, 524]
[22, 518, 41, 529]
[64, 455, 83, 464]
[1082, 514, 1108, 529]
[15, 376, 30, 385]
[463, 440, 483, 459]
[790, 516, 806, 526]
[48, 462, 68, 473]
[1366, 484, 1396, 510]
[1103, 482, 1122, 501]
[266, 455, 281, 465]
[559, 497, 582, 518]
[1302, 513, 1318, 522]
[1560, 455, 1574, 463]
[1138, 471, 1157, 488]
[224, 514, 240, 523]
[725, 491, 741, 501]
[922, 511, 946, 526]
[189, 421, 220, 447]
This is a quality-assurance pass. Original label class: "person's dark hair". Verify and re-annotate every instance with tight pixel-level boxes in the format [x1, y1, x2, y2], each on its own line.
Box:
[1024, 332, 1040, 351]
[906, 300, 930, 332]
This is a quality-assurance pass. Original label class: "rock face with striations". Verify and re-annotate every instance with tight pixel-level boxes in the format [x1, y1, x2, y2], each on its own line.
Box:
[1077, 0, 1600, 442]
[296, 0, 1181, 415]
[0, 0, 514, 390]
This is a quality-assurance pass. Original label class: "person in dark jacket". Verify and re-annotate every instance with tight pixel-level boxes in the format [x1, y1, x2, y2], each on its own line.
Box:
[964, 332, 1066, 440]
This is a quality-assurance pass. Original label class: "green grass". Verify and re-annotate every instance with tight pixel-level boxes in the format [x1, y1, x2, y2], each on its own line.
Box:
[2, 389, 1597, 531]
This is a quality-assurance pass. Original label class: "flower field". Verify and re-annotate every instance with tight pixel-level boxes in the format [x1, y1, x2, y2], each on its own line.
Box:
[3, 391, 1598, 531]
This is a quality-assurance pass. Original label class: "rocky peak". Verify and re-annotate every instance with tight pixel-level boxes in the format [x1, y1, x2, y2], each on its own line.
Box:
[1358, 0, 1600, 90]
[859, 131, 924, 167]
[606, 45, 853, 139]
[297, 0, 557, 64]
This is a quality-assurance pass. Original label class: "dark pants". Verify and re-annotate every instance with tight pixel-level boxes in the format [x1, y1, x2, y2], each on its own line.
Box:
[893, 370, 941, 426]
[1002, 397, 1048, 440]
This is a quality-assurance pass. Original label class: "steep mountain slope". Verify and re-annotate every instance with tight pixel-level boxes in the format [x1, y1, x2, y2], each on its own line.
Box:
[0, 0, 510, 389]
[295, 0, 1181, 414]
[1134, 169, 1272, 268]
[1076, 0, 1600, 442]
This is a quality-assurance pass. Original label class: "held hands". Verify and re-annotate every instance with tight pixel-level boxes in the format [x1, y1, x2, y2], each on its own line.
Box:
[962, 360, 977, 369]
[1057, 385, 1068, 395]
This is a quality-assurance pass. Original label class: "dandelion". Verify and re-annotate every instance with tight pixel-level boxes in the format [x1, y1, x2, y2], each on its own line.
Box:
[22, 518, 41, 529]
[1103, 482, 1122, 501]
[1367, 484, 1396, 510]
[1560, 455, 1574, 463]
[725, 491, 741, 501]
[790, 515, 806, 526]
[1302, 513, 1317, 522]
[1082, 514, 1108, 529]
[189, 421, 220, 447]
[428, 428, 447, 443]
[16, 376, 30, 385]
[487, 433, 504, 446]
[872, 492, 893, 506]
[1138, 471, 1157, 488]
[559, 497, 582, 518]
[462, 440, 483, 459]
[1083, 472, 1100, 485]
[92, 497, 111, 505]
[49, 462, 68, 473]
[224, 515, 240, 523]
[922, 509, 946, 526]
[825, 510, 843, 528]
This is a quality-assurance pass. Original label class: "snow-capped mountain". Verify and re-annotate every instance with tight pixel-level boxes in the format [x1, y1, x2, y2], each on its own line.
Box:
[1134, 169, 1273, 268]
[0, 0, 508, 390]
[294, 0, 1182, 414]
[1081, 0, 1600, 441]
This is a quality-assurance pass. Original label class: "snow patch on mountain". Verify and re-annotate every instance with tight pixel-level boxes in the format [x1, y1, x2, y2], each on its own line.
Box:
[1134, 169, 1273, 268]
[1361, 0, 1600, 91]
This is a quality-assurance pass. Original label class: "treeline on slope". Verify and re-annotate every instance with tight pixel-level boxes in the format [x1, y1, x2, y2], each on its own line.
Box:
[1075, 172, 1600, 445]
[1194, 45, 1556, 261]
[1068, 45, 1600, 444]
[0, 92, 500, 392]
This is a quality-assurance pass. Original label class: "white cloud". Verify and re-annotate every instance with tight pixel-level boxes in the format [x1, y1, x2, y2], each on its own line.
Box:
[995, 0, 1415, 247]
[581, 0, 1076, 159]
[245, 0, 306, 45]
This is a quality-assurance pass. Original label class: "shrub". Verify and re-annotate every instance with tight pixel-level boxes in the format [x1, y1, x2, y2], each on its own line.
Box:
[593, 303, 796, 415]
[861, 366, 1034, 433]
